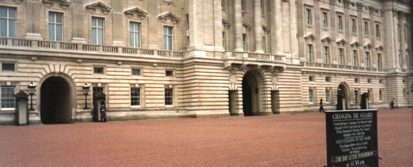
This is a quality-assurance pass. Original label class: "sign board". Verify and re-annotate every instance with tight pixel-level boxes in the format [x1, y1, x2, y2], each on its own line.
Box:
[325, 109, 378, 167]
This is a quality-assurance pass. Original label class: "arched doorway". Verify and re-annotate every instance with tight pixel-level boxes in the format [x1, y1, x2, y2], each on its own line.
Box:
[242, 71, 262, 116]
[337, 83, 349, 110]
[41, 77, 72, 124]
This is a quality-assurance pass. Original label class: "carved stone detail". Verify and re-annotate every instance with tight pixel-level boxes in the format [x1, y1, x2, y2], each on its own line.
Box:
[86, 2, 112, 15]
[125, 7, 148, 20]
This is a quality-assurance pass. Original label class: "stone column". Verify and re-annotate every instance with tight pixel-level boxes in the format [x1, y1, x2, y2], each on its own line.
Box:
[25, 0, 42, 40]
[112, 0, 125, 46]
[399, 13, 407, 69]
[254, 0, 263, 53]
[234, 0, 243, 52]
[71, 0, 87, 43]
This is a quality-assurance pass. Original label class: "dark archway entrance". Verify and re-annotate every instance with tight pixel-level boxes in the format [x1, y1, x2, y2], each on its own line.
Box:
[242, 71, 261, 116]
[41, 77, 72, 124]
[337, 83, 349, 110]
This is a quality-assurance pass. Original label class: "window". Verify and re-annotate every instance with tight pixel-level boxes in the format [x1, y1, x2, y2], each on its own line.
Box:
[339, 48, 344, 65]
[351, 18, 357, 34]
[163, 26, 173, 50]
[186, 14, 189, 30]
[365, 52, 370, 67]
[222, 32, 226, 49]
[322, 12, 328, 28]
[241, 0, 245, 11]
[166, 70, 173, 77]
[353, 50, 358, 66]
[309, 88, 314, 104]
[379, 89, 383, 101]
[242, 34, 247, 51]
[337, 15, 343, 31]
[165, 88, 173, 105]
[355, 78, 359, 83]
[325, 88, 330, 103]
[132, 69, 141, 76]
[364, 21, 369, 36]
[1, 86, 14, 109]
[379, 79, 383, 84]
[92, 17, 104, 45]
[376, 24, 381, 38]
[130, 22, 141, 48]
[305, 8, 312, 25]
[2, 63, 14, 71]
[94, 67, 104, 74]
[326, 77, 331, 82]
[263, 36, 266, 53]
[93, 87, 104, 96]
[324, 46, 329, 64]
[367, 79, 372, 83]
[377, 53, 382, 69]
[49, 12, 63, 41]
[307, 44, 313, 62]
[0, 7, 16, 38]
[131, 87, 140, 106]
[354, 89, 359, 103]
[336, 0, 342, 3]
[309, 76, 314, 82]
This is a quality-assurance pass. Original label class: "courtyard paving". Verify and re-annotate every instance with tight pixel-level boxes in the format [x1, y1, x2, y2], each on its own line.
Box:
[0, 108, 412, 167]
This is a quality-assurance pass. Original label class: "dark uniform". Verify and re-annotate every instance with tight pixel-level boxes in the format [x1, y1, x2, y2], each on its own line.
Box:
[319, 99, 325, 113]
[100, 103, 107, 122]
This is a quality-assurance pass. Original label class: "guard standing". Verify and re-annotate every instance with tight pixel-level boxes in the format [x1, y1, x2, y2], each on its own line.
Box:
[390, 97, 395, 110]
[100, 102, 107, 122]
[319, 98, 325, 113]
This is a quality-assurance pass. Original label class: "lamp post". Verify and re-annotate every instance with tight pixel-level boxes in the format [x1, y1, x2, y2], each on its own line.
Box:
[28, 82, 36, 111]
[83, 83, 90, 109]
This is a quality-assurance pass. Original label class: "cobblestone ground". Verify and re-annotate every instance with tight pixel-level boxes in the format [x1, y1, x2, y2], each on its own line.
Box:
[0, 108, 412, 167]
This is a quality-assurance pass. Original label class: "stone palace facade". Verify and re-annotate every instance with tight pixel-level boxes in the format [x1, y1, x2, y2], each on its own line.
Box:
[0, 0, 411, 124]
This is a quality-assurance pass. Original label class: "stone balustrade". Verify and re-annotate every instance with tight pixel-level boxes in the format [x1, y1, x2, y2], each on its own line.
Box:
[0, 37, 183, 58]
[303, 62, 385, 72]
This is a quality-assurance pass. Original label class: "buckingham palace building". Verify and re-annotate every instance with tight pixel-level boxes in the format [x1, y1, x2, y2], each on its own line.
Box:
[0, 0, 411, 124]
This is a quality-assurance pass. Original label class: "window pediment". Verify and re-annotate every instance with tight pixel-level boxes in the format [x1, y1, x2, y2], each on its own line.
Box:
[375, 45, 383, 51]
[43, 0, 71, 8]
[222, 19, 231, 28]
[243, 23, 251, 31]
[304, 33, 316, 42]
[125, 7, 148, 20]
[321, 36, 332, 44]
[336, 38, 347, 46]
[351, 40, 360, 48]
[86, 2, 112, 15]
[158, 12, 180, 24]
[364, 42, 372, 49]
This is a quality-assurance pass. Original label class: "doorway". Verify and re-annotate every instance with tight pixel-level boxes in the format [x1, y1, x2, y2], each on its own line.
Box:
[41, 77, 72, 124]
[242, 71, 261, 116]
[337, 83, 349, 110]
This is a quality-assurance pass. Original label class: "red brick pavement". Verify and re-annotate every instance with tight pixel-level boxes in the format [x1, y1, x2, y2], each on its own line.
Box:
[0, 108, 412, 167]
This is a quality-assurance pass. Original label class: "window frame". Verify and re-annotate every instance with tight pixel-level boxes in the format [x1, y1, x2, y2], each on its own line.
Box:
[353, 50, 358, 66]
[131, 68, 141, 76]
[1, 86, 15, 110]
[130, 87, 141, 107]
[93, 66, 105, 75]
[163, 26, 174, 50]
[48, 12, 63, 41]
[307, 44, 313, 62]
[129, 22, 141, 48]
[165, 87, 174, 106]
[365, 52, 370, 67]
[337, 14, 343, 32]
[324, 46, 329, 64]
[322, 12, 329, 29]
[0, 6, 17, 38]
[91, 17, 105, 45]
[1, 62, 15, 72]
[339, 48, 344, 65]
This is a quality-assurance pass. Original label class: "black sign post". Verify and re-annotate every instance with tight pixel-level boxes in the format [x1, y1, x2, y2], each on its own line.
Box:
[326, 109, 378, 167]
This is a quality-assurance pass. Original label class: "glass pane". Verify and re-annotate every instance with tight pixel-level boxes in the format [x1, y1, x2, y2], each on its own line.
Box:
[130, 32, 133, 47]
[9, 19, 15, 37]
[163, 36, 167, 49]
[56, 24, 62, 41]
[9, 8, 16, 18]
[136, 23, 140, 31]
[1, 19, 7, 37]
[135, 34, 140, 47]
[49, 13, 54, 22]
[92, 18, 96, 27]
[98, 29, 103, 44]
[163, 27, 167, 34]
[49, 24, 54, 41]
[130, 23, 133, 31]
[98, 18, 103, 28]
[56, 13, 63, 23]
[0, 7, 6, 17]
[92, 28, 96, 44]
[168, 36, 172, 50]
